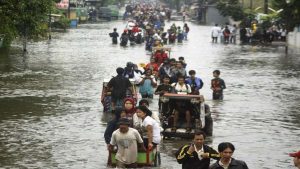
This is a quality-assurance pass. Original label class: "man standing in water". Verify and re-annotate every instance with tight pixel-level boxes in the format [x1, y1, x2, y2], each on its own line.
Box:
[185, 70, 204, 95]
[211, 70, 226, 100]
[109, 118, 145, 168]
[109, 28, 119, 44]
[210, 142, 249, 169]
[289, 150, 300, 169]
[107, 67, 133, 110]
[211, 24, 221, 43]
[176, 131, 219, 169]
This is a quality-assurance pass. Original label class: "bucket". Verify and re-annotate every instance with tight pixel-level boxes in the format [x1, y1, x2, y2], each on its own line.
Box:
[70, 19, 78, 28]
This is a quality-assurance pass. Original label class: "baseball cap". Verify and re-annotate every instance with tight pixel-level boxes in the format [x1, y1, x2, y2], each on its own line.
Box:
[289, 150, 300, 158]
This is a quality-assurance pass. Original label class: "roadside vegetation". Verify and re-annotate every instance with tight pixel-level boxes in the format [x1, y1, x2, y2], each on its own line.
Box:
[0, 0, 63, 51]
[216, 0, 300, 31]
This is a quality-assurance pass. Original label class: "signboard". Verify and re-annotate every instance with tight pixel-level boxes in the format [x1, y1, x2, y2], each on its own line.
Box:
[56, 0, 69, 9]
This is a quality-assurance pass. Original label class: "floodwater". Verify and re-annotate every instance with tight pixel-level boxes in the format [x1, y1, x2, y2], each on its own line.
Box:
[0, 20, 299, 169]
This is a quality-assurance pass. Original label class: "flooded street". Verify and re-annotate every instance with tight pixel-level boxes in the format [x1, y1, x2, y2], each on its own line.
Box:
[0, 20, 300, 169]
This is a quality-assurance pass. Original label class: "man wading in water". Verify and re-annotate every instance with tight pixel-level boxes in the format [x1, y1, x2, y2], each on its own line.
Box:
[109, 28, 119, 44]
[107, 67, 133, 110]
[211, 70, 226, 100]
[176, 131, 219, 169]
[109, 118, 145, 168]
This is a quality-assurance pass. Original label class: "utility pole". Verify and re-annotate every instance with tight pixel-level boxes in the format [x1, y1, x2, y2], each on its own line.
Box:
[68, 0, 71, 18]
[49, 9, 52, 40]
[264, 0, 268, 14]
[49, 0, 52, 40]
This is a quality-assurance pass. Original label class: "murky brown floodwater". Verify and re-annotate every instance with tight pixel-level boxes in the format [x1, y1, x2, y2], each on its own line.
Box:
[0, 20, 299, 169]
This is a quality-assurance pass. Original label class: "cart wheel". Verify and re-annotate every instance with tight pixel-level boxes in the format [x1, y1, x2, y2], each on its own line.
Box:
[204, 116, 213, 136]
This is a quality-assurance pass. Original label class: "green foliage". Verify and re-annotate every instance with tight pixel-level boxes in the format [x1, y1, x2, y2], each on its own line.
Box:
[272, 0, 300, 31]
[16, 0, 52, 38]
[216, 0, 245, 21]
[52, 16, 71, 31]
[0, 0, 58, 49]
[0, 15, 17, 48]
[50, 8, 71, 30]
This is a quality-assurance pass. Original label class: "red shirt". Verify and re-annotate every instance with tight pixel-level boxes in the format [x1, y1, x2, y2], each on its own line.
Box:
[154, 52, 168, 65]
[145, 63, 159, 72]
[132, 26, 139, 33]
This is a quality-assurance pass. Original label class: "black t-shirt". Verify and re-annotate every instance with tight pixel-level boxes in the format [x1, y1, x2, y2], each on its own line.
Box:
[155, 84, 173, 96]
[110, 32, 119, 39]
[107, 75, 132, 100]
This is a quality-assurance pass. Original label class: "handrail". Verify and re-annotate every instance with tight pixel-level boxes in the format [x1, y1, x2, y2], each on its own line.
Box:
[146, 148, 150, 165]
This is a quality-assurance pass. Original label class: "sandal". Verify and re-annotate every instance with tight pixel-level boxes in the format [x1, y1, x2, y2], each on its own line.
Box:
[171, 127, 177, 132]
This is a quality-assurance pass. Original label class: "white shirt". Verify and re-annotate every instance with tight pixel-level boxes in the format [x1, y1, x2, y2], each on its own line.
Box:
[110, 128, 143, 164]
[152, 33, 162, 40]
[171, 83, 191, 94]
[212, 26, 221, 37]
[280, 29, 286, 36]
[230, 26, 237, 35]
[219, 158, 232, 169]
[142, 116, 161, 144]
[133, 71, 142, 84]
[194, 145, 204, 160]
[133, 111, 160, 128]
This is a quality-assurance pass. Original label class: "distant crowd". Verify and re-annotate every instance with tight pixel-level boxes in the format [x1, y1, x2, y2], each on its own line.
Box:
[211, 22, 287, 44]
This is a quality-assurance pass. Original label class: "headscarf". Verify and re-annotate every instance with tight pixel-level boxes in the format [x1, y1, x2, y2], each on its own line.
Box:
[123, 98, 136, 116]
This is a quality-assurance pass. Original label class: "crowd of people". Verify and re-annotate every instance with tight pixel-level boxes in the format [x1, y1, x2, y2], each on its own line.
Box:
[211, 23, 238, 44]
[105, 3, 230, 168]
[103, 2, 298, 169]
[109, 3, 190, 50]
[176, 131, 249, 169]
[104, 59, 227, 168]
[211, 21, 288, 44]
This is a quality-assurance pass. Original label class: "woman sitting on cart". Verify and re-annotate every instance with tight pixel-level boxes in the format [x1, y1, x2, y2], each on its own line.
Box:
[123, 98, 136, 123]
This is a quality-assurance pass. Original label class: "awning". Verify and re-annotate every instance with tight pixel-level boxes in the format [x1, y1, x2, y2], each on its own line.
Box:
[190, 5, 200, 10]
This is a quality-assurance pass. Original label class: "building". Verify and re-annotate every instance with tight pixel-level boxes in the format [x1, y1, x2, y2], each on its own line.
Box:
[287, 26, 300, 55]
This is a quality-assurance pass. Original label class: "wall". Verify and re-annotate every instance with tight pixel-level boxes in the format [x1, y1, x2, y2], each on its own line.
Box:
[287, 26, 300, 55]
[205, 5, 229, 26]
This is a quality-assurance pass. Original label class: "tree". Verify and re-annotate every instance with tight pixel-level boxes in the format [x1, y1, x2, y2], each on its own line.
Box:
[216, 0, 245, 21]
[0, 0, 57, 51]
[272, 0, 300, 31]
